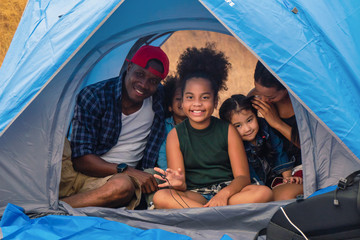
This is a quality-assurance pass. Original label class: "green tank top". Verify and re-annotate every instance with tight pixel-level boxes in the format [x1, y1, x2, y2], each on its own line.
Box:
[175, 117, 233, 189]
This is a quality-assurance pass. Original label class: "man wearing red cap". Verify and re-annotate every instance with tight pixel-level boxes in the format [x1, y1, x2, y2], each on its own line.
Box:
[60, 45, 169, 209]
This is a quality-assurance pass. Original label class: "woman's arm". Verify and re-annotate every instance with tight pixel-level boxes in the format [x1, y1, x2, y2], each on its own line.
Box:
[252, 98, 299, 148]
[204, 125, 251, 207]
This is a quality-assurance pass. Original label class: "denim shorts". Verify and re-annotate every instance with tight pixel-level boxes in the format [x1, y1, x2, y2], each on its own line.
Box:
[201, 193, 215, 201]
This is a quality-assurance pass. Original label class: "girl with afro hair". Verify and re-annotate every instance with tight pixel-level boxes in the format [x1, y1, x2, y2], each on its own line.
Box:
[153, 44, 272, 209]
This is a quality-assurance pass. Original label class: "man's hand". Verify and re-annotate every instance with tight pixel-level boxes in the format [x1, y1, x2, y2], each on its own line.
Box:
[125, 167, 158, 194]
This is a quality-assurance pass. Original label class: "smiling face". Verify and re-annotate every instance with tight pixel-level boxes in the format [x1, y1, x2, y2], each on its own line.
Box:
[182, 77, 216, 129]
[254, 82, 288, 103]
[123, 61, 162, 107]
[230, 109, 259, 144]
[169, 88, 186, 124]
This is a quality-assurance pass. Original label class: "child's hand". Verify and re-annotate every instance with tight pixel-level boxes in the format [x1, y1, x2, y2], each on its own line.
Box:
[153, 167, 186, 190]
[283, 176, 303, 184]
[203, 191, 229, 207]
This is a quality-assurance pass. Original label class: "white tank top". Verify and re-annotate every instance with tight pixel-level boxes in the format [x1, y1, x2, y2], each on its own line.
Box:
[101, 97, 154, 167]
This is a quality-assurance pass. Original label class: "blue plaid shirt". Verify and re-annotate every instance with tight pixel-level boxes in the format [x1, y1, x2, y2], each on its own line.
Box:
[71, 72, 165, 169]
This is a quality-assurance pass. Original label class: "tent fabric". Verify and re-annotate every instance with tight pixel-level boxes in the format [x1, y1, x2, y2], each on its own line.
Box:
[0, 204, 192, 240]
[60, 201, 287, 240]
[1, 0, 360, 239]
[200, 0, 360, 194]
[0, 0, 122, 136]
[0, 0, 228, 213]
[201, 0, 360, 161]
[0, 201, 289, 240]
[291, 95, 360, 194]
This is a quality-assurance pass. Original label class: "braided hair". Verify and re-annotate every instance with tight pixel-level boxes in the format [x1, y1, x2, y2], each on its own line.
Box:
[219, 94, 275, 160]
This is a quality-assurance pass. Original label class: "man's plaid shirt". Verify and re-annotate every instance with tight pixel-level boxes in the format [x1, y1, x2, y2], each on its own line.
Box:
[71, 73, 165, 169]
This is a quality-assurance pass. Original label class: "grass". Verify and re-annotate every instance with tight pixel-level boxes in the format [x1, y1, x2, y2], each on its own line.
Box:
[0, 0, 27, 68]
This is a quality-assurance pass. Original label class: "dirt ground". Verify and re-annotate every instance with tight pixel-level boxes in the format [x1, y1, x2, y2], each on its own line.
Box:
[0, 1, 256, 112]
[0, 0, 27, 68]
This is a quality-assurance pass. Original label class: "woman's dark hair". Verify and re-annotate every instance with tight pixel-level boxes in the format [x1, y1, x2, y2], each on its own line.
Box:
[162, 74, 180, 118]
[177, 43, 231, 100]
[219, 94, 275, 160]
[254, 60, 285, 91]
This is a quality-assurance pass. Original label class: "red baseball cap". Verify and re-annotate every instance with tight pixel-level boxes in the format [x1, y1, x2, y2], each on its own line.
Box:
[126, 45, 169, 79]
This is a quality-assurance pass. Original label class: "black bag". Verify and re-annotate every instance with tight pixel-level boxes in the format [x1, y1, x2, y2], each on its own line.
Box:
[258, 170, 360, 240]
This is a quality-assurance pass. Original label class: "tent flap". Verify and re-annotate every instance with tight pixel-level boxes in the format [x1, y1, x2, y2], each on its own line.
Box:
[0, 203, 192, 240]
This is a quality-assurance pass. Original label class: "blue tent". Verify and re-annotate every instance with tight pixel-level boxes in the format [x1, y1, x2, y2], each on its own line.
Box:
[1, 0, 360, 239]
